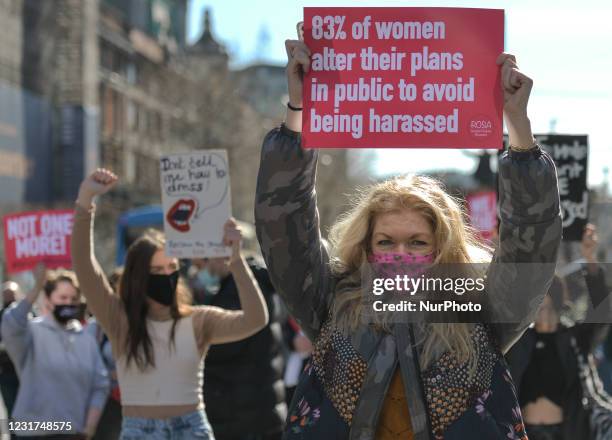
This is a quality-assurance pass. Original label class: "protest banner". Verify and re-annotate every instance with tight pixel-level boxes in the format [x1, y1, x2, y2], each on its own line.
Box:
[536, 134, 589, 241]
[501, 134, 589, 241]
[160, 150, 232, 258]
[302, 7, 504, 148]
[466, 191, 497, 240]
[3, 210, 74, 273]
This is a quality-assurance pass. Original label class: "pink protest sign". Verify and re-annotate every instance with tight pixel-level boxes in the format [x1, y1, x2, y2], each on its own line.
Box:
[467, 191, 498, 240]
[302, 7, 504, 148]
[3, 210, 74, 274]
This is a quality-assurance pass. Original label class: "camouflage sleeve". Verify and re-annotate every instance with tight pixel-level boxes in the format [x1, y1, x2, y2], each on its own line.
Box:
[254, 124, 333, 341]
[486, 146, 563, 353]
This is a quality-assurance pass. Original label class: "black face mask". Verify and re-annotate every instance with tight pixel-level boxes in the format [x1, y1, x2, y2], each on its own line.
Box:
[53, 304, 82, 324]
[147, 271, 179, 306]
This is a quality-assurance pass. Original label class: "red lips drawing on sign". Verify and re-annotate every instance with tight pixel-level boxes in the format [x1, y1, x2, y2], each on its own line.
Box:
[166, 199, 196, 232]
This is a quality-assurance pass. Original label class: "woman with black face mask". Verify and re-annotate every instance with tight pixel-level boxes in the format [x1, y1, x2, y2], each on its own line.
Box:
[72, 169, 269, 440]
[1, 265, 110, 439]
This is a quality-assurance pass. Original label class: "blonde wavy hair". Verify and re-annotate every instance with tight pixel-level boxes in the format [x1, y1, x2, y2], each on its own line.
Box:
[328, 175, 492, 372]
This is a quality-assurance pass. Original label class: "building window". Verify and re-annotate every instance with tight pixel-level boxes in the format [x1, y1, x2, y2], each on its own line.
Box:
[101, 43, 114, 72]
[153, 112, 162, 140]
[127, 62, 137, 85]
[135, 152, 160, 192]
[113, 92, 124, 136]
[139, 109, 149, 135]
[101, 86, 114, 137]
[101, 143, 123, 177]
[134, 104, 140, 131]
[124, 148, 135, 183]
[100, 42, 129, 77]
[127, 100, 137, 131]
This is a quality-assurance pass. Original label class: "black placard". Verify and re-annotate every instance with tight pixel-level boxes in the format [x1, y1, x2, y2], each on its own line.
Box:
[537, 135, 589, 241]
[502, 134, 589, 241]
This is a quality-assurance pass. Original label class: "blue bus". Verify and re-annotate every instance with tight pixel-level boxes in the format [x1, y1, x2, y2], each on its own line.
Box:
[115, 205, 164, 265]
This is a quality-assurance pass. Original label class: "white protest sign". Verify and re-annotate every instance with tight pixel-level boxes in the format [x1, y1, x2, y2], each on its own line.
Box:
[160, 150, 231, 258]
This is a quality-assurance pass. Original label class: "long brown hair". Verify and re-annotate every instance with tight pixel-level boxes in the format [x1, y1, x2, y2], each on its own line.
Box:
[43, 270, 81, 300]
[119, 229, 191, 371]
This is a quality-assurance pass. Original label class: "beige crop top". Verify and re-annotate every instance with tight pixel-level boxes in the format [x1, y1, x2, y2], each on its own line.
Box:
[116, 315, 204, 406]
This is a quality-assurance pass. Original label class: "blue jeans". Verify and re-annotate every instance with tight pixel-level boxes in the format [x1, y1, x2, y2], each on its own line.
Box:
[119, 410, 215, 440]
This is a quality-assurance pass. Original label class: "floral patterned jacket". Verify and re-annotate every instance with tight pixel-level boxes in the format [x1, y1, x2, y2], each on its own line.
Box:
[254, 124, 562, 440]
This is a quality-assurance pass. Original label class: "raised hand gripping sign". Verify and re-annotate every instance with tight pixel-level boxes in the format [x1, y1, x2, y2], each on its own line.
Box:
[302, 7, 504, 149]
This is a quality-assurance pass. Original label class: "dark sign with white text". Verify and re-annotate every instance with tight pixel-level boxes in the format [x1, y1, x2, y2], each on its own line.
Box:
[536, 134, 589, 241]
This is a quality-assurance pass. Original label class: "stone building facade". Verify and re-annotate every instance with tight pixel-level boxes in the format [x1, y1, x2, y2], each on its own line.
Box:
[0, 0, 270, 271]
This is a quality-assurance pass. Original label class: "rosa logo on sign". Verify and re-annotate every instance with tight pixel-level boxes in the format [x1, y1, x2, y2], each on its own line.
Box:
[468, 115, 494, 139]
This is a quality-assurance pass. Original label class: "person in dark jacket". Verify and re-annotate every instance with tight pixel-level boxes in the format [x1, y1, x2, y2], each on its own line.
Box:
[200, 256, 287, 440]
[0, 281, 20, 418]
[282, 316, 312, 406]
[599, 324, 612, 394]
[506, 224, 611, 440]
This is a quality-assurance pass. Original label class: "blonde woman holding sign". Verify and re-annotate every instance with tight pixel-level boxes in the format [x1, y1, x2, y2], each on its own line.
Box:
[71, 169, 269, 440]
[254, 30, 562, 439]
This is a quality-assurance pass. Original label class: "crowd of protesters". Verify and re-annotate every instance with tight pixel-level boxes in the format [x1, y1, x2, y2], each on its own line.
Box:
[2, 223, 610, 439]
[0, 28, 611, 440]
